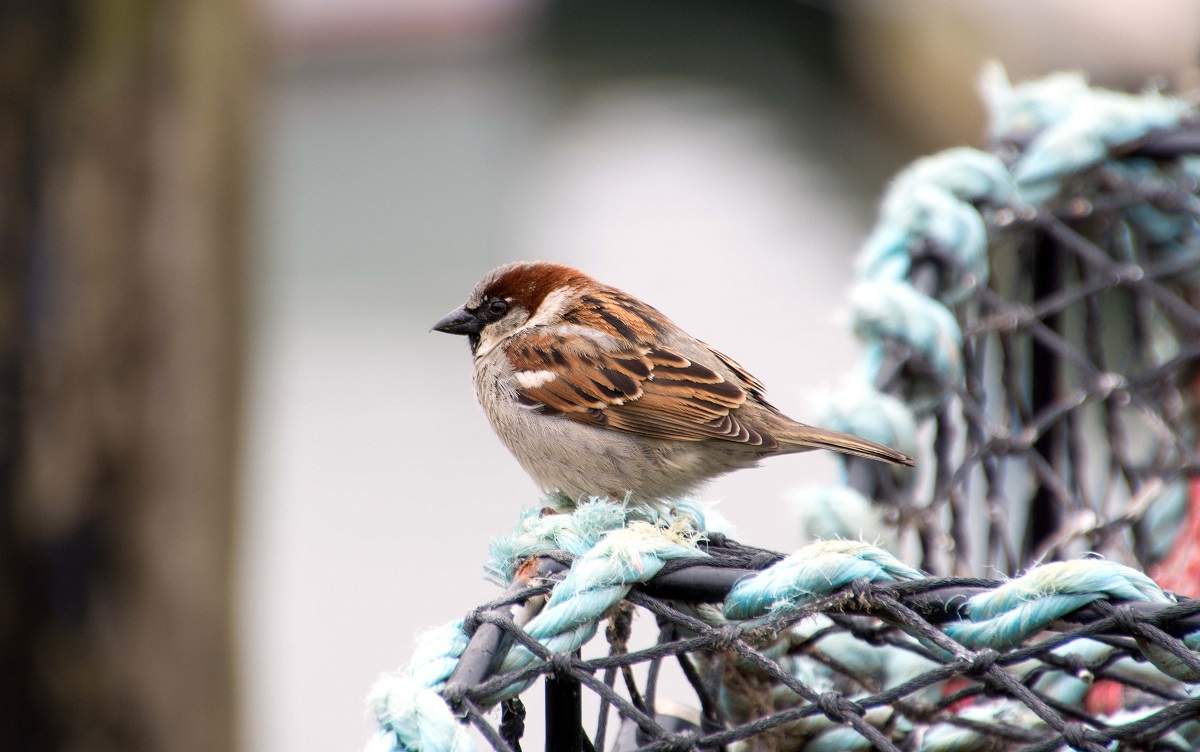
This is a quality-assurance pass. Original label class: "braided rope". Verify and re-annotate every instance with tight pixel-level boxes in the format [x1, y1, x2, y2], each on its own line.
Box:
[368, 622, 474, 752]
[724, 540, 923, 620]
[367, 502, 711, 751]
[858, 146, 1015, 297]
[943, 560, 1169, 650]
[484, 518, 708, 701]
[980, 63, 1192, 201]
[803, 147, 1016, 485]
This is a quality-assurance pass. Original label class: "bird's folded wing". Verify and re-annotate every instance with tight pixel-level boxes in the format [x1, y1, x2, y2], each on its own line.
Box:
[505, 328, 776, 448]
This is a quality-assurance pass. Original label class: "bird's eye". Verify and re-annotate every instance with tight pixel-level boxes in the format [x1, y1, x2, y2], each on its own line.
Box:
[488, 298, 509, 316]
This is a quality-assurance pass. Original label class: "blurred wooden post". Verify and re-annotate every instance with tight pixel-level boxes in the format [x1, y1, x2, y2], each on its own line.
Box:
[0, 2, 254, 751]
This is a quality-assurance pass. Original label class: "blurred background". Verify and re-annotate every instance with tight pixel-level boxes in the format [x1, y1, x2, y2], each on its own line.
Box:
[1, 1, 1197, 751]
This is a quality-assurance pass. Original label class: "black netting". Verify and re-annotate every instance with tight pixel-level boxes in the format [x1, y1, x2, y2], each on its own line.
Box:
[382, 116, 1200, 752]
[856, 149, 1200, 579]
[444, 537, 1200, 752]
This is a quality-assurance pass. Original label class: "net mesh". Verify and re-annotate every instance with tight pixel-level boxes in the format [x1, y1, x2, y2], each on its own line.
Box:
[399, 119, 1200, 751]
[453, 539, 1200, 752]
[865, 152, 1200, 581]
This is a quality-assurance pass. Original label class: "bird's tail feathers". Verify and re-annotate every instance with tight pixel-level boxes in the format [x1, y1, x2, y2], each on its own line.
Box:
[778, 424, 914, 467]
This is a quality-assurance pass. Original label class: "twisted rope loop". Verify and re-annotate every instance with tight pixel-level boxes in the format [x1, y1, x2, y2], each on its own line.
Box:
[368, 502, 710, 751]
[486, 518, 708, 700]
[725, 540, 923, 620]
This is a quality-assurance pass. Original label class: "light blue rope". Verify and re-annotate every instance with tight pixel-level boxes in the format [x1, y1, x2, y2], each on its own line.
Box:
[944, 559, 1169, 650]
[366, 677, 473, 752]
[485, 499, 633, 585]
[980, 63, 1190, 202]
[1114, 161, 1200, 245]
[916, 700, 1042, 752]
[882, 644, 942, 705]
[724, 540, 924, 621]
[849, 145, 1016, 398]
[918, 699, 1200, 752]
[1138, 631, 1200, 683]
[799, 711, 904, 752]
[852, 279, 964, 385]
[808, 134, 1025, 519]
[1018, 637, 1195, 705]
[485, 498, 722, 584]
[859, 147, 1016, 299]
[797, 381, 920, 533]
[818, 64, 1193, 452]
[803, 73, 1200, 670]
[369, 69, 1200, 751]
[790, 486, 884, 544]
[1100, 707, 1196, 749]
[368, 621, 474, 752]
[368, 500, 710, 751]
[484, 519, 708, 702]
[368, 522, 1197, 750]
[1020, 638, 1114, 706]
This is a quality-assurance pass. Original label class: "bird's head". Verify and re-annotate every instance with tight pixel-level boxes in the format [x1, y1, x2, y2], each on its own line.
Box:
[432, 261, 593, 357]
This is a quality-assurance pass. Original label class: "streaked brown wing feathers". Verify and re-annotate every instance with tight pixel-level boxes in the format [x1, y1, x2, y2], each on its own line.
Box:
[707, 344, 769, 400]
[506, 329, 774, 447]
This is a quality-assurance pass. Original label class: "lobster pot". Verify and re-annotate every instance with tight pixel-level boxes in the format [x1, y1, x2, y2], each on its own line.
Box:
[367, 72, 1200, 752]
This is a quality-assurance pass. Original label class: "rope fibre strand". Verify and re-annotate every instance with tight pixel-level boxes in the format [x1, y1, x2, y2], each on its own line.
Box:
[368, 68, 1200, 752]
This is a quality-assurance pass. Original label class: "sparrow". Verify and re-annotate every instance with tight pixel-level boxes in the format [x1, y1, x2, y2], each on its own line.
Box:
[433, 261, 913, 505]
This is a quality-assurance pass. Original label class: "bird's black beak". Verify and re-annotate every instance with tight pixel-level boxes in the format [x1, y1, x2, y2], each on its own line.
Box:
[431, 307, 483, 336]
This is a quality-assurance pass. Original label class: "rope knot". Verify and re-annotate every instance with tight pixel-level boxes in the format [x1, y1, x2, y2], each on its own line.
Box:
[462, 608, 484, 636]
[710, 625, 742, 652]
[663, 731, 700, 752]
[964, 648, 1001, 677]
[440, 682, 469, 711]
[548, 651, 575, 677]
[815, 692, 863, 724]
[1109, 604, 1143, 635]
[848, 578, 874, 600]
[1060, 721, 1106, 752]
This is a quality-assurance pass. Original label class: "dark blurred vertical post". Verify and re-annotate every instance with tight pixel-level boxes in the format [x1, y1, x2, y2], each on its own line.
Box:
[0, 2, 254, 751]
[1022, 233, 1064, 564]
